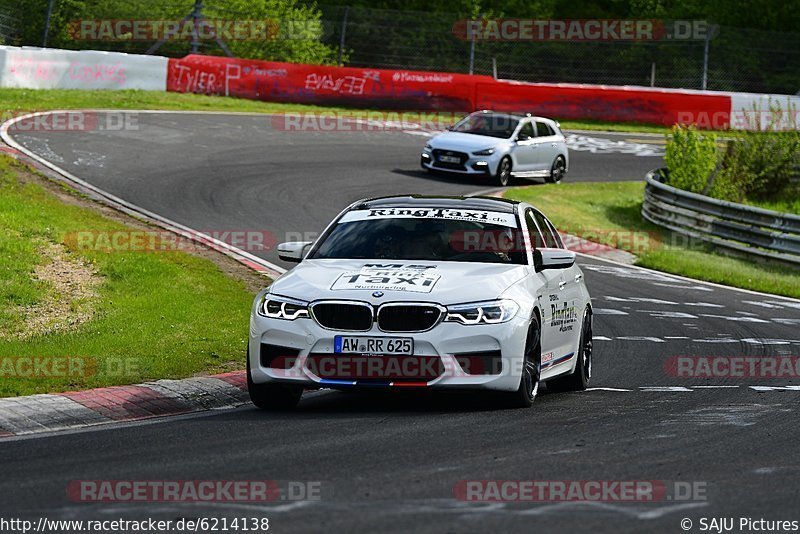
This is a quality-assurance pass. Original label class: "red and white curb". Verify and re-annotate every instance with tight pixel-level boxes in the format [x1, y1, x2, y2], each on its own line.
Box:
[0, 371, 247, 438]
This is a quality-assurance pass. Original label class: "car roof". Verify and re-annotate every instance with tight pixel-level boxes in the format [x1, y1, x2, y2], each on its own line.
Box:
[352, 195, 520, 214]
[471, 110, 555, 123]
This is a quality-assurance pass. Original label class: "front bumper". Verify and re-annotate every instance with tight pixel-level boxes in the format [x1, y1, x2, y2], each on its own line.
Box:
[420, 149, 499, 175]
[249, 312, 530, 392]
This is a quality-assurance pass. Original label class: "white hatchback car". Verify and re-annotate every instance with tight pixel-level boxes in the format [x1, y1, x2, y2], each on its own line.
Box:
[421, 111, 569, 186]
[248, 195, 592, 410]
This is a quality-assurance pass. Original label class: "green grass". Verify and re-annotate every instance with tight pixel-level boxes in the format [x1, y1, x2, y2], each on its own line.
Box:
[0, 88, 680, 133]
[739, 189, 800, 215]
[506, 181, 800, 298]
[0, 155, 266, 397]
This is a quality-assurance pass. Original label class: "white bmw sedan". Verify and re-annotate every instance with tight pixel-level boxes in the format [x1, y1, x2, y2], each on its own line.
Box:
[248, 195, 592, 410]
[420, 111, 569, 187]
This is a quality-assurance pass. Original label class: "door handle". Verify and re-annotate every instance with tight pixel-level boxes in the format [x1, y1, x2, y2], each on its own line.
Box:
[575, 274, 583, 283]
[559, 280, 567, 290]
[551, 143, 558, 147]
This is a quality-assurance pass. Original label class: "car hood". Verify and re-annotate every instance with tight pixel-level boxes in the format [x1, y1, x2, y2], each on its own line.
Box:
[270, 259, 527, 305]
[429, 131, 511, 152]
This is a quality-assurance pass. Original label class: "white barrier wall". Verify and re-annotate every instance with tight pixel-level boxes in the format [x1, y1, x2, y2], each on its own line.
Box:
[0, 46, 167, 91]
[729, 93, 800, 130]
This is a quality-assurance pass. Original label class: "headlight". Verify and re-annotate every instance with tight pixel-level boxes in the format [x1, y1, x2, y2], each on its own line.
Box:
[444, 299, 519, 325]
[258, 294, 310, 320]
[424, 143, 433, 151]
[472, 148, 495, 156]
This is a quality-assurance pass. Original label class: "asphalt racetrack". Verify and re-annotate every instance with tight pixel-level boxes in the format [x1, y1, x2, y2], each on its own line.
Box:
[3, 112, 800, 533]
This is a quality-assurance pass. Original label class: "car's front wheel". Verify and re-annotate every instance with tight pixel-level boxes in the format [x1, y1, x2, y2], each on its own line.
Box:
[247, 346, 303, 410]
[420, 156, 431, 172]
[495, 156, 513, 187]
[545, 156, 566, 184]
[547, 307, 593, 392]
[502, 318, 541, 408]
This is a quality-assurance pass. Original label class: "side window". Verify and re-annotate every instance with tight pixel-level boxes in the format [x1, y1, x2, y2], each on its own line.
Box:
[533, 210, 558, 248]
[519, 122, 535, 140]
[544, 217, 564, 249]
[536, 121, 554, 137]
[525, 209, 545, 249]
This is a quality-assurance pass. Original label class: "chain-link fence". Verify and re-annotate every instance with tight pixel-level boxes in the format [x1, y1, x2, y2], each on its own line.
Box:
[0, 7, 16, 44]
[3, 1, 799, 94]
[316, 4, 800, 94]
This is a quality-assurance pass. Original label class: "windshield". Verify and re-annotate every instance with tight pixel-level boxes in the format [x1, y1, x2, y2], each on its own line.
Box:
[310, 208, 526, 264]
[451, 113, 519, 139]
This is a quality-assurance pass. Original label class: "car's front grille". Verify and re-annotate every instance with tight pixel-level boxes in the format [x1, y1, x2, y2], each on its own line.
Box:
[311, 302, 373, 331]
[377, 304, 443, 332]
[432, 149, 468, 170]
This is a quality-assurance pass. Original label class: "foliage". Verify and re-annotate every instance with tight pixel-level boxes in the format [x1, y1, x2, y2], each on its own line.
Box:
[665, 102, 800, 209]
[664, 125, 718, 194]
[0, 0, 339, 64]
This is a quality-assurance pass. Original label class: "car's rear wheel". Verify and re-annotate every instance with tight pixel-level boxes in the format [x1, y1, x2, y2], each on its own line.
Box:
[496, 156, 513, 187]
[547, 308, 593, 392]
[545, 156, 566, 184]
[501, 318, 541, 408]
[247, 345, 303, 410]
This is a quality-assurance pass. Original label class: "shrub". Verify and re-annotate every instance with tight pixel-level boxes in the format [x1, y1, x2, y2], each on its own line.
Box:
[664, 125, 719, 193]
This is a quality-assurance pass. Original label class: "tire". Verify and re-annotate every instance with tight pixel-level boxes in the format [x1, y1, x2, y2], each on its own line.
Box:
[545, 156, 566, 184]
[547, 308, 593, 392]
[501, 318, 541, 408]
[495, 156, 513, 187]
[247, 345, 303, 411]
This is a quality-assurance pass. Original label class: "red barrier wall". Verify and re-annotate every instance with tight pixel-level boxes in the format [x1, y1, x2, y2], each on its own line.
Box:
[167, 55, 490, 111]
[167, 55, 733, 128]
[476, 81, 733, 127]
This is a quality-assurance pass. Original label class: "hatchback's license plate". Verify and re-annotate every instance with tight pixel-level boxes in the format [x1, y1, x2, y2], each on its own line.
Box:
[334, 336, 413, 355]
[438, 155, 460, 163]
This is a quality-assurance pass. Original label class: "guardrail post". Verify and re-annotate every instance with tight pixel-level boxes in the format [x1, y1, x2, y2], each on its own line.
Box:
[337, 6, 349, 67]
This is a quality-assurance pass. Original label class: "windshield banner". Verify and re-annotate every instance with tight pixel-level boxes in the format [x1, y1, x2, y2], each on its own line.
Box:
[339, 208, 518, 228]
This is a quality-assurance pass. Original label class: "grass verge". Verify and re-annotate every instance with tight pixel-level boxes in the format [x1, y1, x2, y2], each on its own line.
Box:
[0, 155, 268, 397]
[505, 181, 800, 298]
[0, 88, 677, 133]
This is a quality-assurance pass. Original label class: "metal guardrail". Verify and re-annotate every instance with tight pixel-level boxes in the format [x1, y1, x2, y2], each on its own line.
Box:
[642, 168, 800, 267]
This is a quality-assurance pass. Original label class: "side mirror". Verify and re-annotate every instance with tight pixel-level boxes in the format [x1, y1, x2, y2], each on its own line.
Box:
[277, 241, 313, 263]
[517, 132, 530, 141]
[534, 248, 575, 272]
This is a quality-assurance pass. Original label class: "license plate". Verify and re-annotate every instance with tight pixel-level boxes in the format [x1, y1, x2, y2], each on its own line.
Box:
[334, 336, 413, 355]
[438, 155, 460, 163]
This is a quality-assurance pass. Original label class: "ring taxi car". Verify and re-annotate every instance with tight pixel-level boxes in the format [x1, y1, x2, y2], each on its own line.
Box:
[248, 195, 592, 410]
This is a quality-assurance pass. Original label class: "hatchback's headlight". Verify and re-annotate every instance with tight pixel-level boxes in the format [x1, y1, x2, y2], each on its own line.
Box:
[444, 299, 519, 325]
[472, 148, 495, 156]
[258, 294, 310, 320]
[424, 143, 433, 151]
